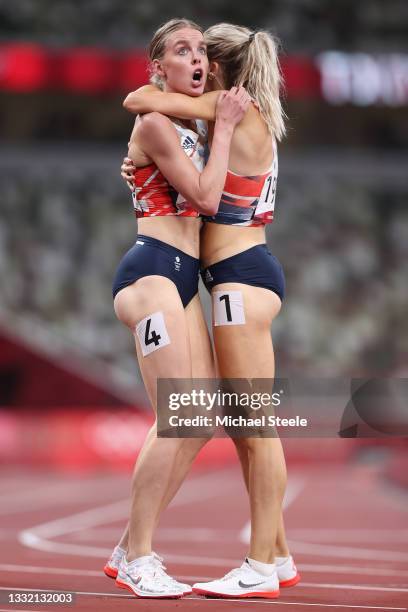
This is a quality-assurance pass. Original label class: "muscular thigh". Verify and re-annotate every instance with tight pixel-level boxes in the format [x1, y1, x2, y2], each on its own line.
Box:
[212, 283, 281, 379]
[114, 275, 192, 410]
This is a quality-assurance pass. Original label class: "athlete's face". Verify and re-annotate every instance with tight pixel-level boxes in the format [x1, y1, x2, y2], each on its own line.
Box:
[154, 28, 209, 96]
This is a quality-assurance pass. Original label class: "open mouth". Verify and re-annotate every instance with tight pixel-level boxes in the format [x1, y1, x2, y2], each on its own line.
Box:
[192, 68, 203, 83]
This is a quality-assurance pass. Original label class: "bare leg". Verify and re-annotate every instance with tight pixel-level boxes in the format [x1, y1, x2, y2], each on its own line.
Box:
[115, 292, 214, 553]
[114, 278, 197, 559]
[234, 438, 290, 557]
[213, 283, 287, 563]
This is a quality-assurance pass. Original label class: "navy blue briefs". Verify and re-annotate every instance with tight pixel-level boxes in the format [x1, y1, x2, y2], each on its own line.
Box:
[200, 243, 285, 301]
[112, 235, 200, 308]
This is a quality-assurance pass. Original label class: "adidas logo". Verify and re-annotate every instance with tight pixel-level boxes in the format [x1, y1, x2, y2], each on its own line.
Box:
[205, 269, 213, 282]
[181, 135, 195, 151]
[174, 256, 181, 272]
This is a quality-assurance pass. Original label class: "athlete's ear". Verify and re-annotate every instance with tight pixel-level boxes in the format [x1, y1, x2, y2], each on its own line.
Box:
[208, 61, 219, 78]
[152, 58, 166, 80]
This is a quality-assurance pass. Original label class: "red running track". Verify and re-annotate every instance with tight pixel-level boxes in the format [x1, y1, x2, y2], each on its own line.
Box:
[0, 457, 407, 611]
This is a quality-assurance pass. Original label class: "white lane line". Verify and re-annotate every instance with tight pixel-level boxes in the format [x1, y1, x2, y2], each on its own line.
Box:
[22, 499, 131, 538]
[299, 564, 408, 578]
[288, 530, 408, 543]
[240, 476, 305, 543]
[299, 583, 408, 593]
[289, 541, 408, 562]
[193, 601, 407, 611]
[0, 588, 406, 610]
[0, 564, 104, 577]
[18, 469, 241, 559]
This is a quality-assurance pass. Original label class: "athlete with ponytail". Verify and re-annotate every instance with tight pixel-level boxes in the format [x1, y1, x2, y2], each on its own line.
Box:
[121, 23, 300, 599]
[107, 19, 250, 598]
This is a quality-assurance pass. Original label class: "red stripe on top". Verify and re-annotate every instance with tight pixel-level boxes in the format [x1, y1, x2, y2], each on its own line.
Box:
[132, 164, 198, 218]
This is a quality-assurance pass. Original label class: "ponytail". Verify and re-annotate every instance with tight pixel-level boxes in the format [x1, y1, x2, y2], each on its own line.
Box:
[205, 24, 286, 140]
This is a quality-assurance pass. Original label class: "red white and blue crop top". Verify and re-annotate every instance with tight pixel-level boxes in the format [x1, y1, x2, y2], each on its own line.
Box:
[203, 138, 278, 227]
[131, 120, 207, 218]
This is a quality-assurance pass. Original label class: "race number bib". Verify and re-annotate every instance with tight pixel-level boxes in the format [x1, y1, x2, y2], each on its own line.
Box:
[213, 291, 246, 326]
[135, 312, 170, 356]
[254, 173, 277, 216]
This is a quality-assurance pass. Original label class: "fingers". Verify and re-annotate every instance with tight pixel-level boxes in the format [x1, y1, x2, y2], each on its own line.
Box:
[236, 86, 251, 106]
[121, 156, 135, 190]
[228, 86, 247, 98]
[121, 172, 134, 191]
[215, 86, 251, 126]
[229, 86, 251, 112]
[121, 157, 135, 172]
[226, 86, 251, 109]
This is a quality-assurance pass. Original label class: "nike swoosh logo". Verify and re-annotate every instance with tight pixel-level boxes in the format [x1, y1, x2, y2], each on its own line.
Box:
[238, 580, 266, 589]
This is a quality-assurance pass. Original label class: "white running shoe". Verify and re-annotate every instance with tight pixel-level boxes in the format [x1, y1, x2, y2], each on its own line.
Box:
[104, 548, 191, 594]
[116, 554, 187, 598]
[277, 555, 301, 588]
[193, 560, 279, 599]
[103, 545, 125, 579]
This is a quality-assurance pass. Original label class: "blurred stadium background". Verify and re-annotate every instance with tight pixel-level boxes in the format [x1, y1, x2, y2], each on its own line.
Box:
[0, 0, 407, 477]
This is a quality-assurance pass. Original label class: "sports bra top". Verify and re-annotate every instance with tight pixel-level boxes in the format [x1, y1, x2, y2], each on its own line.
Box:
[131, 119, 207, 218]
[202, 138, 278, 227]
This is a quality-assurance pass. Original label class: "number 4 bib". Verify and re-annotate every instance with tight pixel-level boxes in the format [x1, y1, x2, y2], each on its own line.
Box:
[135, 311, 171, 356]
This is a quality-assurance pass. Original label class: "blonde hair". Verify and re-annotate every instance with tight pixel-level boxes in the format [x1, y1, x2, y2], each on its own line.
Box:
[204, 23, 286, 140]
[148, 18, 203, 89]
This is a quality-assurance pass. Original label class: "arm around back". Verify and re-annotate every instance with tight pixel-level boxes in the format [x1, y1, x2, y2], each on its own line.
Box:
[123, 86, 219, 122]
[137, 89, 250, 215]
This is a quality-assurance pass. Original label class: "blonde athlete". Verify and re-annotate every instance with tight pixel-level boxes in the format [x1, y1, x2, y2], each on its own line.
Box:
[109, 19, 250, 598]
[118, 23, 300, 600]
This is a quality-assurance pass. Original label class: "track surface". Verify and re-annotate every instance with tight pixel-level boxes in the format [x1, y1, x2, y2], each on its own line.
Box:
[0, 458, 407, 611]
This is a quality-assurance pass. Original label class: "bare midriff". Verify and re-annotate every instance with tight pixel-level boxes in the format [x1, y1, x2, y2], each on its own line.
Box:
[137, 216, 201, 258]
[200, 222, 266, 268]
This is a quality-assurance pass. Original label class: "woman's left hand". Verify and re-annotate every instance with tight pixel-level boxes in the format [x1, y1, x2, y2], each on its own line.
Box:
[121, 156, 135, 191]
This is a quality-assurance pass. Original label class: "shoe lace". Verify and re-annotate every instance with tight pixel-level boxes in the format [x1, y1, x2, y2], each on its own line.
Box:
[150, 555, 183, 588]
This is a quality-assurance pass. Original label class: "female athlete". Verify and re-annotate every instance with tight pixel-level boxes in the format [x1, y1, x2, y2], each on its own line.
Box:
[107, 18, 250, 599]
[120, 23, 300, 599]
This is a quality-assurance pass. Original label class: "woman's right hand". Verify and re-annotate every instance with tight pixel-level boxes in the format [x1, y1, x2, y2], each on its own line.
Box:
[121, 156, 135, 191]
[215, 86, 251, 129]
